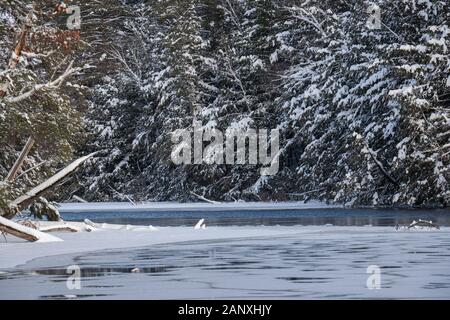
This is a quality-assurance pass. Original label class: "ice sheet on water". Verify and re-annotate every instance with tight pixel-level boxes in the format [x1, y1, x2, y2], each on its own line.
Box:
[1, 226, 450, 299]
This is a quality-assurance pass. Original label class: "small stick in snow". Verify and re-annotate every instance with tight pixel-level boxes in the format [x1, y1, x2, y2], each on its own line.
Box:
[194, 219, 206, 230]
[109, 186, 136, 205]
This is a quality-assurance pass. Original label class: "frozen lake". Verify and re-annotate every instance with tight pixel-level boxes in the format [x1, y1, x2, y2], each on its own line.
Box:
[1, 207, 450, 299]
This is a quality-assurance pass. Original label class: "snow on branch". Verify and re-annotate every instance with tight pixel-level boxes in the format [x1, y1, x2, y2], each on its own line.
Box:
[364, 142, 400, 187]
[108, 47, 142, 83]
[6, 61, 80, 103]
[287, 6, 327, 38]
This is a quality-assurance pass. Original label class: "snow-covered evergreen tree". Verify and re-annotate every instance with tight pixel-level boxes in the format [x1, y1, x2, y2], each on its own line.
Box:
[0, 0, 86, 209]
[14, 0, 445, 207]
[278, 0, 449, 206]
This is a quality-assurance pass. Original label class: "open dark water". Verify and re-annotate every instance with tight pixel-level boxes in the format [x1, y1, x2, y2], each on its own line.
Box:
[60, 208, 450, 227]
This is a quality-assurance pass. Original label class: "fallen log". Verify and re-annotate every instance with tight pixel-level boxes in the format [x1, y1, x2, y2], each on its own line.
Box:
[34, 220, 94, 232]
[35, 221, 80, 233]
[2, 152, 98, 219]
[84, 219, 158, 232]
[39, 225, 79, 233]
[0, 216, 62, 242]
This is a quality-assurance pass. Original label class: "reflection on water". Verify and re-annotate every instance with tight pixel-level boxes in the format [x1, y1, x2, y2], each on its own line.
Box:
[60, 208, 450, 227]
[1, 230, 450, 299]
[40, 294, 110, 299]
[28, 266, 175, 278]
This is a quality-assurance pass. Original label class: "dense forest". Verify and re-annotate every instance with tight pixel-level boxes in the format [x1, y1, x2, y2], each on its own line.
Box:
[0, 0, 449, 209]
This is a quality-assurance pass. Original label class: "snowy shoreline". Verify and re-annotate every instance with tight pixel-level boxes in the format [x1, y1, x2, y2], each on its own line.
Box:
[57, 201, 341, 213]
[56, 202, 449, 214]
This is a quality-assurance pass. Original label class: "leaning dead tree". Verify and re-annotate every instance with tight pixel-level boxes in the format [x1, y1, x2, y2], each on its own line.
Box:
[5, 137, 35, 182]
[1, 152, 97, 220]
[0, 152, 97, 242]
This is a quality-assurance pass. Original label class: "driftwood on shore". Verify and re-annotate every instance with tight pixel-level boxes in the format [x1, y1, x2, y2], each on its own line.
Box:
[0, 219, 87, 242]
[37, 224, 80, 233]
[0, 216, 62, 242]
[0, 218, 159, 243]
